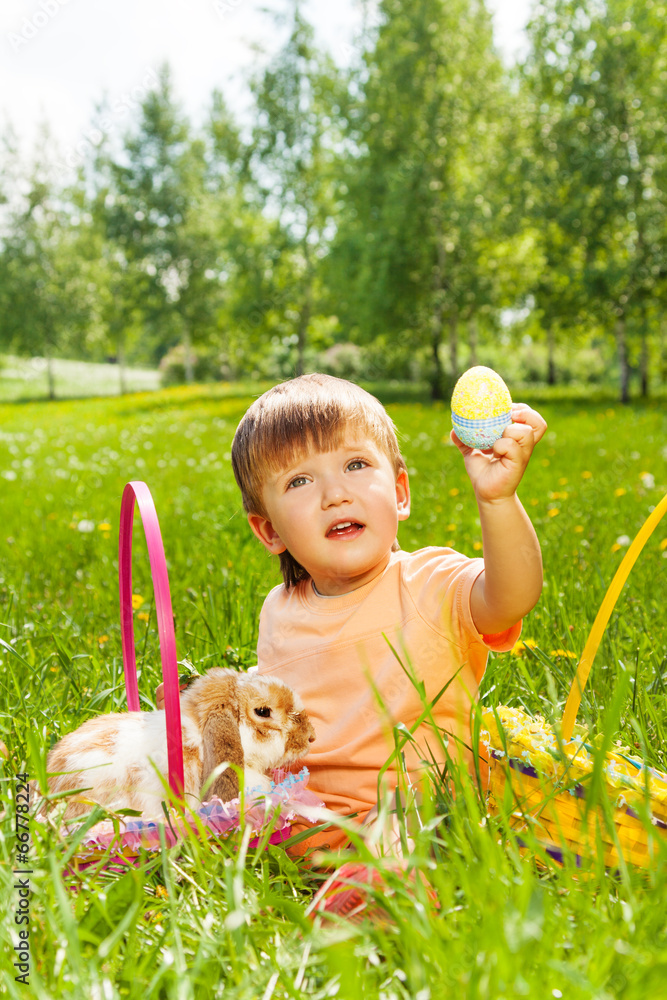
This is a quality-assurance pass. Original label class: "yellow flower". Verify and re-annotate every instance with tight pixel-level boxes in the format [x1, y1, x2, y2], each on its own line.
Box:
[614, 488, 626, 497]
[611, 543, 621, 552]
[530, 498, 539, 506]
[98, 522, 111, 532]
[550, 649, 578, 659]
[511, 639, 538, 656]
[581, 471, 592, 479]
[449, 488, 460, 497]
[98, 635, 109, 644]
[132, 594, 145, 610]
[473, 541, 482, 551]
[659, 538, 667, 551]
[547, 508, 560, 518]
[558, 477, 568, 486]
[574, 525, 584, 533]
[137, 612, 150, 622]
[446, 524, 457, 532]
[156, 885, 168, 899]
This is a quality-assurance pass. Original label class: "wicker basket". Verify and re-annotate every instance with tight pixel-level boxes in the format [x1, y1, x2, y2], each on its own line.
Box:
[481, 490, 667, 869]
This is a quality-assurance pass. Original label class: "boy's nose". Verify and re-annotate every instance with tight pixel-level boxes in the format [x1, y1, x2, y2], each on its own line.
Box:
[321, 477, 350, 507]
[322, 488, 350, 508]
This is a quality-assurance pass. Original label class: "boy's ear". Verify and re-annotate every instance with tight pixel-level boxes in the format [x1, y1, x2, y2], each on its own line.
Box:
[396, 468, 411, 521]
[247, 513, 287, 554]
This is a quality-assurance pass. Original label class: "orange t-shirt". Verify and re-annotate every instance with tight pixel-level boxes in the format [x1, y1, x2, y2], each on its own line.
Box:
[257, 547, 521, 852]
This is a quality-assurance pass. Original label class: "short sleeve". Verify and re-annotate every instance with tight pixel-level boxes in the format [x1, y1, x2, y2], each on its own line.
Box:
[401, 547, 522, 667]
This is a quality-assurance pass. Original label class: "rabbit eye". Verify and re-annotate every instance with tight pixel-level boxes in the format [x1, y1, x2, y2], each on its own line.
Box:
[254, 707, 271, 718]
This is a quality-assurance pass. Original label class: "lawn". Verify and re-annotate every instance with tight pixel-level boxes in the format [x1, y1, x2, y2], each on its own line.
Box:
[1, 383, 667, 999]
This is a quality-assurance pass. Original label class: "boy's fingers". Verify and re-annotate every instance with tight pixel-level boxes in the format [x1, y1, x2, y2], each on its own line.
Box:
[510, 404, 547, 443]
[498, 421, 535, 452]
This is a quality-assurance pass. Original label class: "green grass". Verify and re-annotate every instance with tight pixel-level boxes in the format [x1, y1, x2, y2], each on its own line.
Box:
[1, 383, 667, 998]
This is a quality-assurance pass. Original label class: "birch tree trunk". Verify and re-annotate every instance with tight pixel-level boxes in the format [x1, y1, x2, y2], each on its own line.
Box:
[615, 317, 630, 403]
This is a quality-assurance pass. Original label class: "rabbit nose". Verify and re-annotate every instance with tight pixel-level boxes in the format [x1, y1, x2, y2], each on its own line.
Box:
[308, 734, 316, 743]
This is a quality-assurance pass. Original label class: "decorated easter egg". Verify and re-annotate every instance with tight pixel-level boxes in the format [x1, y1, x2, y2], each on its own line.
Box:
[451, 366, 512, 449]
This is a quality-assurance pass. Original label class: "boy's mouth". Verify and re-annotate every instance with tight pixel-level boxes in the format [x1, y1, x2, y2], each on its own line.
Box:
[326, 520, 364, 539]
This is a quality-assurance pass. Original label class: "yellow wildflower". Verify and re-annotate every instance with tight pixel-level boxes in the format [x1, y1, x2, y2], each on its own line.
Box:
[581, 471, 592, 479]
[137, 612, 150, 622]
[512, 639, 538, 656]
[614, 488, 626, 497]
[659, 538, 667, 551]
[98, 635, 109, 644]
[132, 594, 145, 610]
[547, 508, 560, 518]
[574, 525, 584, 533]
[449, 488, 460, 497]
[550, 649, 578, 659]
[98, 522, 111, 532]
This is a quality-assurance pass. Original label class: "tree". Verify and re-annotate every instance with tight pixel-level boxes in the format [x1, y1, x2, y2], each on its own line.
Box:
[0, 135, 94, 399]
[328, 0, 518, 398]
[248, 2, 343, 375]
[521, 0, 667, 400]
[98, 66, 228, 380]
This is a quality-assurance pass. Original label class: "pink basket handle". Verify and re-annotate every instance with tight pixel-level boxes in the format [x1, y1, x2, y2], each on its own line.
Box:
[119, 481, 184, 798]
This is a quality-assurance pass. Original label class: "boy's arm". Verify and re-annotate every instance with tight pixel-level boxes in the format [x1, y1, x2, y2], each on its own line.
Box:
[451, 404, 547, 636]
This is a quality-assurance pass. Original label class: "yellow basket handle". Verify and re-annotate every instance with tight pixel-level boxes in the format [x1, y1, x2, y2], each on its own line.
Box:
[561, 489, 667, 741]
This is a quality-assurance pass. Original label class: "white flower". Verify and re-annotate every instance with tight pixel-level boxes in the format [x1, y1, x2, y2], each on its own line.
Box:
[640, 472, 655, 489]
[615, 535, 631, 547]
[1, 470, 17, 481]
[77, 519, 95, 533]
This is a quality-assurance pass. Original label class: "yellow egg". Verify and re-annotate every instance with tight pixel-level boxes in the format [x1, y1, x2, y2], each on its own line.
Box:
[451, 366, 512, 449]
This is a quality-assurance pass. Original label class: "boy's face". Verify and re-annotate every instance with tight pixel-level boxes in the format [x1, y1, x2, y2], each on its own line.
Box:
[247, 435, 411, 596]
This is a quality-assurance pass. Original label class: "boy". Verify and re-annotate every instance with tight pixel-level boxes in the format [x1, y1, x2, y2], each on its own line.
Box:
[229, 372, 546, 859]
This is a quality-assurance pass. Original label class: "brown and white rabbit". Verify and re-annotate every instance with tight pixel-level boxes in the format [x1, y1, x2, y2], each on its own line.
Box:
[42, 668, 315, 822]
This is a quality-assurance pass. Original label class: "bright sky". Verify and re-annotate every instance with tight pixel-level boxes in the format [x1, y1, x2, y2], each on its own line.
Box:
[0, 0, 532, 162]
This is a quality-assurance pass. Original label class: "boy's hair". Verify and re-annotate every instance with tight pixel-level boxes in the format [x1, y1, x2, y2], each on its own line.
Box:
[231, 373, 407, 588]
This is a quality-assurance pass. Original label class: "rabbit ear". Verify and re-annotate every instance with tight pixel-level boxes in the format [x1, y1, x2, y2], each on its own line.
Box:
[200, 708, 244, 802]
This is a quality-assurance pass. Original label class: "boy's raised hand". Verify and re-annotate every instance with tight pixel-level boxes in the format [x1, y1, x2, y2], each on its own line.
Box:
[450, 403, 547, 504]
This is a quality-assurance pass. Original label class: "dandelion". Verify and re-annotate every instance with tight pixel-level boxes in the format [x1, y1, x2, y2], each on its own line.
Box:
[132, 594, 145, 610]
[98, 635, 109, 644]
[558, 477, 568, 486]
[98, 522, 111, 532]
[473, 541, 482, 551]
[581, 471, 592, 479]
[137, 612, 150, 622]
[574, 525, 584, 533]
[547, 508, 560, 518]
[512, 639, 538, 656]
[449, 487, 459, 497]
[614, 488, 626, 497]
[660, 539, 667, 551]
[550, 649, 578, 659]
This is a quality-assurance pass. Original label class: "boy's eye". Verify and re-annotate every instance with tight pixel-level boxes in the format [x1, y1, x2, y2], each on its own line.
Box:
[347, 460, 367, 471]
[287, 476, 309, 489]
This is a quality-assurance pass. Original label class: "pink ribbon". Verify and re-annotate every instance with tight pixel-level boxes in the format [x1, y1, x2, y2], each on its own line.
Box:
[118, 482, 184, 798]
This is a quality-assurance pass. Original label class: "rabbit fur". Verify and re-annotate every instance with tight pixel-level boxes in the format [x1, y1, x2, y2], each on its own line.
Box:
[43, 668, 315, 822]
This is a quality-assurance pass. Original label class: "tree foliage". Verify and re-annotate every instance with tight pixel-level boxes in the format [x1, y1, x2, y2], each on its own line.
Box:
[0, 0, 666, 400]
